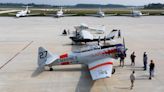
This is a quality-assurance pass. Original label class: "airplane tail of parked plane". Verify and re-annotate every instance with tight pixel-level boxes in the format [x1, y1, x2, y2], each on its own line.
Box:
[38, 47, 59, 67]
[99, 8, 102, 12]
[25, 6, 28, 11]
[59, 7, 63, 12]
[38, 47, 52, 67]
[106, 29, 121, 40]
[23, 6, 31, 13]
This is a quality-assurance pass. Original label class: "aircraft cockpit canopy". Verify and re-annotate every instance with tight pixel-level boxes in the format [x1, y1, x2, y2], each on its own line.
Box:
[73, 45, 101, 53]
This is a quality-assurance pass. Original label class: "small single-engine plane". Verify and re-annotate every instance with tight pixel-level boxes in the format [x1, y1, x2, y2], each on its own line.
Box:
[37, 39, 126, 80]
[70, 29, 121, 44]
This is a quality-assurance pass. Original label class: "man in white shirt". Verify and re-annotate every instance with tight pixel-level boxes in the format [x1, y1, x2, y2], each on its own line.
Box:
[130, 71, 135, 89]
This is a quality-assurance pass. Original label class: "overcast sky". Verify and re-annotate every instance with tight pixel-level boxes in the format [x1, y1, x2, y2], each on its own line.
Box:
[0, 0, 163, 5]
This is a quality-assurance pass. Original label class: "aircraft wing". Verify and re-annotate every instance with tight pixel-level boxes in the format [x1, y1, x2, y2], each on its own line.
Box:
[8, 13, 16, 16]
[119, 13, 149, 16]
[88, 58, 114, 80]
[142, 13, 149, 16]
[88, 26, 105, 34]
[80, 30, 93, 40]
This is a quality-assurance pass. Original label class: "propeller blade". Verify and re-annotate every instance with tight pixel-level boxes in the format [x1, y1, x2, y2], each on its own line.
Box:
[123, 37, 127, 57]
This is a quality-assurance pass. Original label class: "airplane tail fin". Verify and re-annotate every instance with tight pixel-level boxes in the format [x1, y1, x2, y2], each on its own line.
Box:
[99, 8, 101, 12]
[24, 6, 29, 11]
[60, 7, 63, 11]
[106, 29, 120, 40]
[38, 47, 53, 67]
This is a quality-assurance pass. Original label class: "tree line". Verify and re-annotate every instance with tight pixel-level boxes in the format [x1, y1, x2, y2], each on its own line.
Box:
[144, 3, 164, 9]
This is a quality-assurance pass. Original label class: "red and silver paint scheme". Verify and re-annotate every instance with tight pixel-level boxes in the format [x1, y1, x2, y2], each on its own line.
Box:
[37, 43, 126, 80]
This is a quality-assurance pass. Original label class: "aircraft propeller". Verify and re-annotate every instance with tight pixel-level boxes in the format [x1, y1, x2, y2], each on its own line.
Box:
[123, 37, 127, 57]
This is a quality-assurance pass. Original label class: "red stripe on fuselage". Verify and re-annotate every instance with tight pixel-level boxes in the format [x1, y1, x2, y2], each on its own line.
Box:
[60, 53, 68, 59]
[89, 62, 113, 70]
[60, 62, 70, 65]
[102, 49, 117, 55]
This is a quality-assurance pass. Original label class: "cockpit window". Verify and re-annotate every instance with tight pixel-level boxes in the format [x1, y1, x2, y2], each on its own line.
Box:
[73, 45, 101, 53]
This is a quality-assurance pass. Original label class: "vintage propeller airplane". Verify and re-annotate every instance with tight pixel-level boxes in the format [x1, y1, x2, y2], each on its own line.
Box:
[37, 38, 126, 80]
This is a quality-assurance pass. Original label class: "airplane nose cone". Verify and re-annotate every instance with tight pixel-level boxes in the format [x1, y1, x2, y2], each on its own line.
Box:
[16, 14, 20, 17]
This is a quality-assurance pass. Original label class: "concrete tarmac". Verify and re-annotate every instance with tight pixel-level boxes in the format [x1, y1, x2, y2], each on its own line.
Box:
[0, 16, 164, 92]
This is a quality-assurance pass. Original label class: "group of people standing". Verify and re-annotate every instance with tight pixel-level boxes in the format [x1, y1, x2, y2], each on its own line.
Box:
[130, 52, 155, 79]
[119, 51, 155, 89]
[129, 51, 155, 89]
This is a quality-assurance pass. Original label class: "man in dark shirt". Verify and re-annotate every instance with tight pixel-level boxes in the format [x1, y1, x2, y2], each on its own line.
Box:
[130, 52, 136, 66]
[149, 60, 155, 80]
[143, 52, 148, 70]
[120, 53, 125, 67]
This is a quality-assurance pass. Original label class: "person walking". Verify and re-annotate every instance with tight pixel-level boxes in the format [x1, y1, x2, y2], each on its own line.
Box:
[120, 53, 125, 67]
[143, 52, 148, 70]
[130, 52, 136, 66]
[130, 71, 135, 89]
[118, 30, 121, 38]
[149, 60, 155, 80]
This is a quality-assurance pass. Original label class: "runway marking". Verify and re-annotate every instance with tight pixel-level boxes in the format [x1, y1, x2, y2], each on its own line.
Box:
[0, 41, 33, 70]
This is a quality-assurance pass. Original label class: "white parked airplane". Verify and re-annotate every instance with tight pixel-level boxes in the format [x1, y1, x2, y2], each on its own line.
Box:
[55, 7, 64, 17]
[15, 6, 39, 17]
[85, 8, 105, 17]
[85, 8, 117, 17]
[97, 8, 105, 17]
[120, 8, 148, 17]
[131, 9, 143, 17]
[37, 41, 126, 80]
[52, 7, 76, 18]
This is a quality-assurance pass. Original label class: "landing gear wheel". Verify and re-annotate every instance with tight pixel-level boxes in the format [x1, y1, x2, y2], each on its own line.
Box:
[112, 68, 116, 74]
[49, 67, 53, 71]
